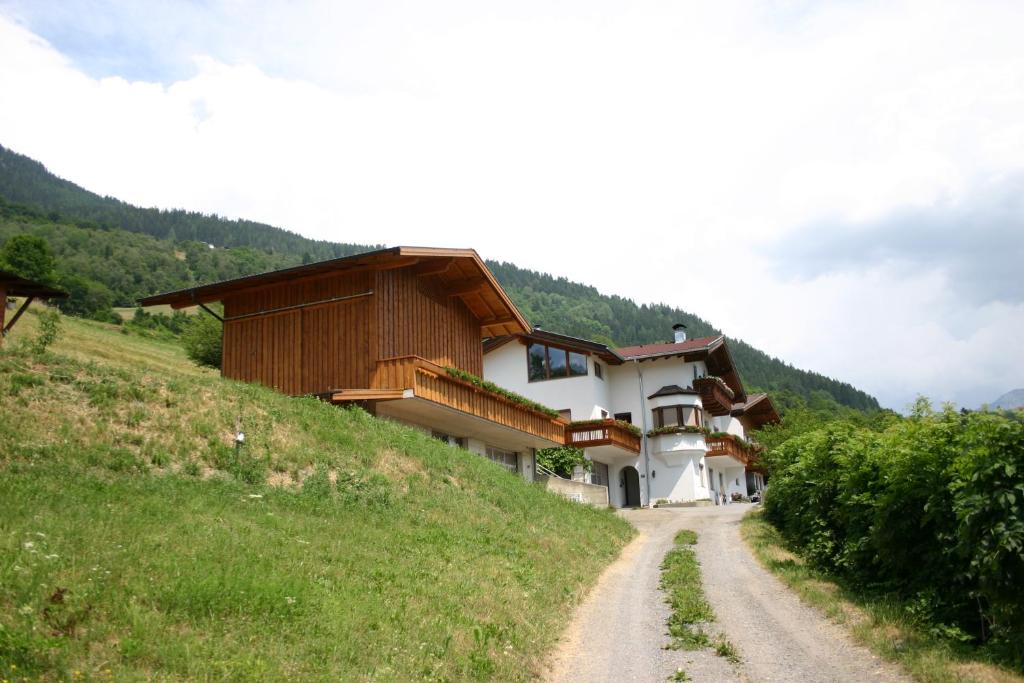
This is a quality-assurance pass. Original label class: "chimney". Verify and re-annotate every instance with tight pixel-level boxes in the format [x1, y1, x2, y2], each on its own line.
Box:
[672, 323, 687, 343]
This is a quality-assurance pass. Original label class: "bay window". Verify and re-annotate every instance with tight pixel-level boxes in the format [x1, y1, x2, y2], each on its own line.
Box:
[652, 404, 704, 429]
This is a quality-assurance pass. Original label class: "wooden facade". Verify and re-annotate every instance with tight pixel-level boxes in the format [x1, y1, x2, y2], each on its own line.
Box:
[139, 247, 570, 445]
[565, 419, 641, 454]
[215, 265, 489, 396]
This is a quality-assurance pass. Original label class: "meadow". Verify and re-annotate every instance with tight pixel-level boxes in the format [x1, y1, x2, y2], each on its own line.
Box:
[0, 308, 632, 681]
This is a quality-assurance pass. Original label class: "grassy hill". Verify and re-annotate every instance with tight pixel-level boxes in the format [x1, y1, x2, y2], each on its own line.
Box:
[0, 142, 879, 411]
[0, 307, 632, 681]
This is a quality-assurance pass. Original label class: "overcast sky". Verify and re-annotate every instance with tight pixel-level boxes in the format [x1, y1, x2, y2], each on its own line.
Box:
[0, 0, 1022, 410]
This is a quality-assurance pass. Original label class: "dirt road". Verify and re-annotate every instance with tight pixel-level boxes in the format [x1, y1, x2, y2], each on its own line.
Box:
[545, 504, 910, 683]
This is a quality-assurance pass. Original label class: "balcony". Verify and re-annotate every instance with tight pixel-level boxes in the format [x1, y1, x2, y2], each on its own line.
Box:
[566, 419, 641, 460]
[705, 433, 759, 468]
[693, 376, 735, 416]
[330, 355, 567, 449]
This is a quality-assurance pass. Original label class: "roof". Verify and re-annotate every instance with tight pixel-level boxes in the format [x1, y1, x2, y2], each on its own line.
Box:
[731, 393, 781, 428]
[139, 246, 530, 337]
[0, 270, 67, 299]
[647, 384, 699, 399]
[615, 335, 723, 360]
[484, 327, 622, 363]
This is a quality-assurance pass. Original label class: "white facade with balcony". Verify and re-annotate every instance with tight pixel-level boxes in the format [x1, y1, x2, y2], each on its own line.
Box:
[484, 328, 776, 508]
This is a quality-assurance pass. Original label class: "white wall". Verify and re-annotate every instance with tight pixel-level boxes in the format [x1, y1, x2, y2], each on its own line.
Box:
[483, 342, 611, 421]
[711, 414, 747, 439]
[605, 359, 707, 429]
[485, 345, 720, 506]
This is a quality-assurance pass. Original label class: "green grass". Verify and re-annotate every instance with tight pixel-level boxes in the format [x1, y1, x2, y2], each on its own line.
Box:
[0, 308, 634, 681]
[659, 529, 741, 668]
[659, 530, 713, 650]
[741, 510, 1024, 683]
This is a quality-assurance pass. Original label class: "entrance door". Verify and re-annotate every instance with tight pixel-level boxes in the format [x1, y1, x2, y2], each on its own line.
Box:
[621, 466, 641, 507]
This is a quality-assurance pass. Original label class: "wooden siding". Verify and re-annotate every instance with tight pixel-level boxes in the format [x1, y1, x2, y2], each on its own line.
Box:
[369, 356, 566, 444]
[222, 310, 304, 394]
[375, 268, 483, 376]
[221, 271, 373, 395]
[218, 266, 487, 396]
[705, 434, 756, 466]
[565, 420, 641, 453]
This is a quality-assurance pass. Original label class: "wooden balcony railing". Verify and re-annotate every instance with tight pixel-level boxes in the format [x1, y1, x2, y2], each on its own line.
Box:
[705, 433, 757, 466]
[565, 420, 641, 454]
[371, 356, 567, 444]
[693, 376, 736, 416]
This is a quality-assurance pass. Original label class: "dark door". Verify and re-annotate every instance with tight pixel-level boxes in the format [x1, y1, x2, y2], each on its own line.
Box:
[621, 466, 641, 507]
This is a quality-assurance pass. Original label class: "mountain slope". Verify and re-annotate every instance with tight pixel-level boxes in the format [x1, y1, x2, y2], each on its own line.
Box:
[0, 142, 879, 411]
[0, 309, 631, 680]
[991, 389, 1024, 410]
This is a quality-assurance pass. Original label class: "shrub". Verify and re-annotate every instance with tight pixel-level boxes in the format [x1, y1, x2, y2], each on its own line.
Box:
[763, 408, 1024, 665]
[181, 312, 222, 368]
[537, 446, 590, 478]
[31, 308, 62, 355]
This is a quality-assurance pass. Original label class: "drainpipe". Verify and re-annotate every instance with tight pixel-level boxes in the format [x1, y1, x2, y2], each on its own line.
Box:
[634, 359, 652, 507]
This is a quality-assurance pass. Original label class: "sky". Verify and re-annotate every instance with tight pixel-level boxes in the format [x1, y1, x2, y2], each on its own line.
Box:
[0, 0, 1021, 411]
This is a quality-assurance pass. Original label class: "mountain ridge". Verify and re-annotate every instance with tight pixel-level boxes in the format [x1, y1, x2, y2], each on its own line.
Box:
[0, 142, 879, 411]
[991, 388, 1024, 410]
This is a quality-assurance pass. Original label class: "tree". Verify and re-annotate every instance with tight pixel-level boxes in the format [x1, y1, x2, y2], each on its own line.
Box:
[181, 312, 223, 368]
[0, 234, 55, 283]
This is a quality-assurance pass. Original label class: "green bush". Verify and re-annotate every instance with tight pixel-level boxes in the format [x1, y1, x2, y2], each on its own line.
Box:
[181, 311, 222, 368]
[536, 446, 589, 478]
[763, 407, 1024, 666]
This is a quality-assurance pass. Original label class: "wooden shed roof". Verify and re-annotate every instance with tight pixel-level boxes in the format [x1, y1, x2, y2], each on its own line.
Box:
[138, 246, 531, 337]
[0, 269, 67, 299]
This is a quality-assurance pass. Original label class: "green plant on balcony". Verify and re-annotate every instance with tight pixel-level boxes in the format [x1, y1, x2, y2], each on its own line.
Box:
[570, 418, 642, 437]
[646, 425, 710, 438]
[707, 431, 755, 451]
[442, 367, 560, 418]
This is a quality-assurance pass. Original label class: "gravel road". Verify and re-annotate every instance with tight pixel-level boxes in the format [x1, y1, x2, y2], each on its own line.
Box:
[544, 504, 911, 683]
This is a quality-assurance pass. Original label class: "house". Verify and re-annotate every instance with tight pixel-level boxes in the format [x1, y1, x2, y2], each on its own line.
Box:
[0, 269, 67, 345]
[139, 247, 566, 479]
[483, 324, 780, 507]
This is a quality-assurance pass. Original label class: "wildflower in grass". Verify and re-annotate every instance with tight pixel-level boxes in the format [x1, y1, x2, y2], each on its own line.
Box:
[285, 596, 296, 605]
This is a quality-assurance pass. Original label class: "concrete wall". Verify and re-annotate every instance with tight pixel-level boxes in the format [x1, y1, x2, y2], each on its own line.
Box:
[538, 475, 610, 507]
[483, 341, 611, 420]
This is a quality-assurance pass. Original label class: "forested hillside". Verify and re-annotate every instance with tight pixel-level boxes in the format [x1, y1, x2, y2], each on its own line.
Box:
[0, 143, 878, 411]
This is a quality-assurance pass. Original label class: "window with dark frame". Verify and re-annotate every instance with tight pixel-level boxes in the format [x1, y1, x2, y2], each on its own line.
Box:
[614, 412, 632, 424]
[527, 342, 590, 382]
[651, 404, 704, 429]
[594, 362, 603, 379]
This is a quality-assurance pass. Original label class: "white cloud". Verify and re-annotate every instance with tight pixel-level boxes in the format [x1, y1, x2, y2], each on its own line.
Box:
[0, 0, 1023, 409]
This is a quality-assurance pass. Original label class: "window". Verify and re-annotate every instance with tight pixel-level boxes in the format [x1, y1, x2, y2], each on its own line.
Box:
[600, 409, 609, 419]
[485, 446, 518, 473]
[614, 412, 632, 424]
[594, 362, 603, 379]
[528, 344, 547, 382]
[527, 343, 589, 382]
[569, 352, 587, 376]
[652, 404, 703, 429]
[558, 408, 572, 422]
